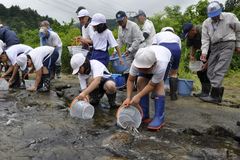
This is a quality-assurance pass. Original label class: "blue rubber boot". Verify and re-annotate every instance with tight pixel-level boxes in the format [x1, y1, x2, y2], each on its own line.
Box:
[148, 96, 165, 130]
[139, 95, 150, 123]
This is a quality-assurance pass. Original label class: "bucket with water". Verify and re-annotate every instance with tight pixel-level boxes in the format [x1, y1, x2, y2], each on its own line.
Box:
[178, 79, 193, 96]
[116, 105, 143, 129]
[69, 99, 95, 119]
[109, 54, 128, 73]
[24, 80, 35, 90]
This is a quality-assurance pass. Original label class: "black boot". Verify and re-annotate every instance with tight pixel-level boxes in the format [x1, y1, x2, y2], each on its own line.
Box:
[56, 65, 61, 79]
[89, 89, 104, 106]
[169, 77, 178, 101]
[38, 74, 50, 92]
[193, 83, 211, 97]
[200, 87, 223, 104]
[106, 92, 120, 108]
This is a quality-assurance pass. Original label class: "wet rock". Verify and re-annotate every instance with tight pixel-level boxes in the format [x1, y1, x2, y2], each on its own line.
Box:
[102, 131, 134, 153]
[94, 156, 127, 160]
[234, 131, 240, 143]
[237, 121, 240, 126]
[206, 125, 234, 138]
[188, 148, 229, 159]
[182, 128, 203, 136]
[56, 91, 64, 97]
[55, 84, 71, 91]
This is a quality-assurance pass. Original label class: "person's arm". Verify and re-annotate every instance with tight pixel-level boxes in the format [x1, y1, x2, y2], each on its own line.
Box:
[128, 24, 144, 54]
[115, 46, 124, 64]
[200, 21, 210, 62]
[190, 46, 196, 61]
[9, 64, 19, 85]
[1, 65, 14, 78]
[77, 76, 101, 100]
[122, 74, 136, 107]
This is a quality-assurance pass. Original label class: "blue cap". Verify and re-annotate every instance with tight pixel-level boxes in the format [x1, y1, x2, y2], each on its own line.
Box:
[116, 11, 126, 21]
[207, 1, 222, 18]
[182, 23, 193, 38]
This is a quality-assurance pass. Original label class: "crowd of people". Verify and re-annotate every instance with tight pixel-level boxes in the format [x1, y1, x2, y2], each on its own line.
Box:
[0, 1, 239, 131]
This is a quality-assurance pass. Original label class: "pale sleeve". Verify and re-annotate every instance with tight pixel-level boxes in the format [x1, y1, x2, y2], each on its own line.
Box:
[201, 21, 210, 55]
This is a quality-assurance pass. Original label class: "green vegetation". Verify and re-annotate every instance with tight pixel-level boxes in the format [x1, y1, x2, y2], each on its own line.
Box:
[0, 0, 239, 86]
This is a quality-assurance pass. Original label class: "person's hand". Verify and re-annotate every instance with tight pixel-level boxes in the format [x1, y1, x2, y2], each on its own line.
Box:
[125, 51, 130, 57]
[1, 73, 6, 78]
[27, 85, 37, 92]
[122, 98, 131, 107]
[76, 92, 88, 101]
[8, 78, 13, 86]
[200, 54, 207, 62]
[130, 95, 141, 106]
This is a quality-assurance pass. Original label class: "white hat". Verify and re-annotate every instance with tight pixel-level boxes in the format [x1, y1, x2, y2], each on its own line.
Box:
[133, 47, 156, 68]
[161, 27, 174, 32]
[16, 54, 27, 71]
[77, 9, 90, 18]
[70, 53, 86, 75]
[90, 13, 106, 26]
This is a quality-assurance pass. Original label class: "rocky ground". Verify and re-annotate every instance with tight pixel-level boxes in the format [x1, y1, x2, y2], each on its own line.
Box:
[0, 75, 239, 160]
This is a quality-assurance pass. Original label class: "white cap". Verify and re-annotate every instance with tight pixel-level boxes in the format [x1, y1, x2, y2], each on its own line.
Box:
[161, 27, 174, 32]
[90, 13, 106, 26]
[70, 53, 86, 75]
[133, 47, 156, 68]
[0, 40, 4, 55]
[77, 9, 90, 18]
[16, 54, 27, 71]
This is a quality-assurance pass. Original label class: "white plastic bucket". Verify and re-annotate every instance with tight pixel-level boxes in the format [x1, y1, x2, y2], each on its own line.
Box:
[69, 99, 95, 119]
[116, 105, 143, 129]
[0, 78, 9, 90]
[67, 46, 88, 56]
[24, 80, 35, 90]
[189, 61, 203, 72]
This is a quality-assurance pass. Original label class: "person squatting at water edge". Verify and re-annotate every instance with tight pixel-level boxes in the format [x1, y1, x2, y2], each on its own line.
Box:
[122, 45, 172, 130]
[16, 46, 59, 92]
[70, 53, 120, 108]
[152, 27, 181, 101]
[0, 44, 33, 88]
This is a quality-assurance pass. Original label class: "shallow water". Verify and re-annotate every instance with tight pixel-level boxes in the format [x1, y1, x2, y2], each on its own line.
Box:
[0, 89, 239, 160]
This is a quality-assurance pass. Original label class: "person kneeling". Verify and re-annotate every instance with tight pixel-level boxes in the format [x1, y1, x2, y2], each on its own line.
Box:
[71, 53, 119, 108]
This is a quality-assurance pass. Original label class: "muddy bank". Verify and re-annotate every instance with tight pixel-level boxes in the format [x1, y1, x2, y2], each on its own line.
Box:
[0, 76, 239, 160]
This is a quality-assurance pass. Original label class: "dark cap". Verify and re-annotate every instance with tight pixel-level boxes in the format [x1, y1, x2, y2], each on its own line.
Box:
[182, 22, 193, 38]
[116, 11, 127, 21]
[135, 10, 146, 17]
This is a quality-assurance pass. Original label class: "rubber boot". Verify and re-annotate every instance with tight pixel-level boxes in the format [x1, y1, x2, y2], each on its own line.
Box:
[89, 89, 104, 106]
[139, 95, 150, 123]
[38, 74, 50, 92]
[193, 83, 211, 97]
[200, 87, 223, 104]
[148, 96, 165, 130]
[169, 77, 178, 101]
[56, 65, 61, 79]
[106, 92, 120, 108]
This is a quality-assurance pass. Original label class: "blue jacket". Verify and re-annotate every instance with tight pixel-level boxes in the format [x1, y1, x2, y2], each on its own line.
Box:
[0, 26, 20, 47]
